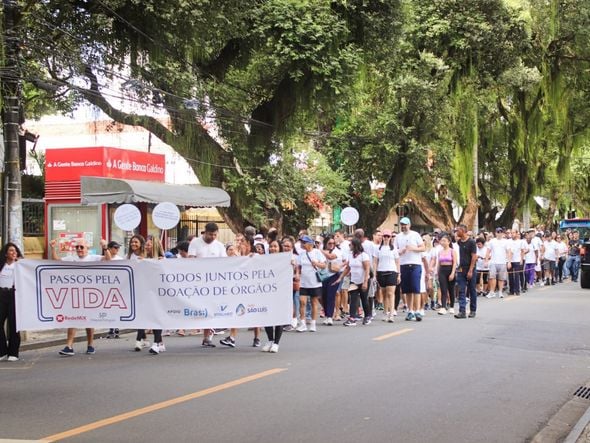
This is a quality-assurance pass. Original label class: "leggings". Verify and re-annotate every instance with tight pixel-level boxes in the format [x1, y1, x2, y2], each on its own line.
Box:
[525, 263, 536, 286]
[0, 289, 20, 358]
[438, 265, 455, 308]
[264, 326, 283, 344]
[136, 329, 162, 343]
[349, 286, 371, 319]
[321, 273, 339, 317]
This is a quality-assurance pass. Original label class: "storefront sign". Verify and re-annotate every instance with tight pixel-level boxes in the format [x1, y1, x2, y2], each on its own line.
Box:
[45, 147, 165, 182]
[15, 253, 293, 330]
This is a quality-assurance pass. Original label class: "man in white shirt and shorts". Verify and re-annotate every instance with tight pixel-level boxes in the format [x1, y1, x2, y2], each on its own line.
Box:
[486, 228, 509, 298]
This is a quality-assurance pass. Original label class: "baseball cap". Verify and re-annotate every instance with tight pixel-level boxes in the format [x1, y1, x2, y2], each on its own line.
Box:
[382, 229, 393, 237]
[400, 217, 411, 225]
[107, 241, 121, 248]
[254, 233, 264, 240]
[495, 227, 504, 233]
[300, 235, 314, 244]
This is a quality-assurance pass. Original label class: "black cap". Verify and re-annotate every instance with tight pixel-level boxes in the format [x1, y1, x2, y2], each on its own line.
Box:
[495, 227, 504, 233]
[107, 241, 121, 249]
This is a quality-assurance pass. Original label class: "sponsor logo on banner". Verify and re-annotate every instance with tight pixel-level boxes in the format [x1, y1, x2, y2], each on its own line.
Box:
[35, 264, 136, 323]
[246, 304, 268, 314]
[236, 304, 246, 316]
[214, 304, 233, 318]
[183, 308, 208, 318]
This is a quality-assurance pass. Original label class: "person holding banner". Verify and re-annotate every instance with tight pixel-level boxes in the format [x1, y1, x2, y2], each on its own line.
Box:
[261, 239, 287, 353]
[144, 235, 166, 355]
[188, 223, 227, 348]
[50, 238, 110, 356]
[0, 242, 24, 361]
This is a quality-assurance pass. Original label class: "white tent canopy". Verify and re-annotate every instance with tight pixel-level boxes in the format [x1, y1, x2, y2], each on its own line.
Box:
[80, 176, 230, 207]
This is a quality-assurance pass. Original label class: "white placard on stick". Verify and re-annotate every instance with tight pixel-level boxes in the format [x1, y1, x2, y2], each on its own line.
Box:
[114, 204, 141, 231]
[152, 202, 180, 230]
[340, 207, 360, 226]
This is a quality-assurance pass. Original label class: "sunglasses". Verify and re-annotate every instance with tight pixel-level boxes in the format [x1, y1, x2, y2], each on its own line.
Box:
[75, 245, 85, 250]
[383, 235, 391, 238]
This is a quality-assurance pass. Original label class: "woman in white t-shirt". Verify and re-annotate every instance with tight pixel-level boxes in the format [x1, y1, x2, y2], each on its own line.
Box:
[296, 236, 327, 332]
[0, 242, 23, 361]
[475, 238, 489, 296]
[335, 238, 371, 326]
[320, 235, 343, 326]
[556, 234, 568, 283]
[374, 230, 400, 323]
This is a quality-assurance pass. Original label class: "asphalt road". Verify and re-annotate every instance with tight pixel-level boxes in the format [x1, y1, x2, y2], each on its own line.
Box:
[2, 281, 590, 443]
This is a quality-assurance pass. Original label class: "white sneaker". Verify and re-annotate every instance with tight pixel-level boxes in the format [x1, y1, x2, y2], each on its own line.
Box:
[134, 339, 150, 351]
[419, 309, 425, 316]
[448, 308, 455, 314]
[261, 341, 273, 352]
[295, 322, 307, 332]
[149, 343, 160, 355]
[309, 321, 317, 332]
[327, 317, 333, 325]
[486, 292, 496, 299]
[387, 314, 394, 323]
[0, 355, 7, 361]
[499, 292, 504, 298]
[438, 308, 447, 315]
[270, 343, 279, 353]
[392, 310, 398, 316]
[322, 318, 329, 325]
[291, 318, 298, 328]
[158, 343, 166, 353]
[7, 356, 19, 362]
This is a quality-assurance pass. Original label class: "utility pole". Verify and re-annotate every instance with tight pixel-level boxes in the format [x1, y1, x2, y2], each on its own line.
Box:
[1, 0, 23, 249]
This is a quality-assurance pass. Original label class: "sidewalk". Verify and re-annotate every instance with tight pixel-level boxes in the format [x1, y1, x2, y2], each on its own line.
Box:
[20, 328, 133, 351]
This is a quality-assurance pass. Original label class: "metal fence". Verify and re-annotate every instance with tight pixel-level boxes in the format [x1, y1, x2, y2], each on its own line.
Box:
[175, 215, 233, 245]
[23, 198, 44, 237]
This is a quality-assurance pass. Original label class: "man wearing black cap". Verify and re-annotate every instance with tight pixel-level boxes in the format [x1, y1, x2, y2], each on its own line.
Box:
[106, 241, 122, 260]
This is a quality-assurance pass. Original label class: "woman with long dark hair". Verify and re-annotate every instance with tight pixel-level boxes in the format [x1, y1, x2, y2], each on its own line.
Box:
[335, 238, 371, 326]
[261, 239, 286, 352]
[0, 242, 23, 361]
[320, 235, 342, 326]
[373, 230, 400, 322]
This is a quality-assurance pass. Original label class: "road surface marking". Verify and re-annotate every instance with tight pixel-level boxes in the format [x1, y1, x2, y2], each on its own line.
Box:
[40, 367, 287, 442]
[503, 296, 520, 302]
[373, 328, 413, 341]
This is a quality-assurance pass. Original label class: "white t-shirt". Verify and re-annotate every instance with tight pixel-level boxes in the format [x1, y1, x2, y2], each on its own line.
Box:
[362, 240, 375, 260]
[476, 246, 489, 271]
[298, 248, 326, 289]
[557, 242, 568, 258]
[326, 248, 344, 277]
[532, 236, 543, 254]
[395, 230, 424, 265]
[543, 240, 558, 261]
[348, 252, 370, 284]
[507, 239, 526, 263]
[488, 238, 509, 264]
[0, 262, 16, 288]
[62, 254, 103, 262]
[375, 244, 400, 272]
[524, 241, 537, 264]
[188, 236, 227, 258]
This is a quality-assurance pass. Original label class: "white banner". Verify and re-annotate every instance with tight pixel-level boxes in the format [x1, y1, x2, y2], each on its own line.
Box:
[15, 253, 293, 330]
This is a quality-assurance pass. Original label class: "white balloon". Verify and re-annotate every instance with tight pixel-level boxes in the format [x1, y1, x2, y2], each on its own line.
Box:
[340, 207, 360, 226]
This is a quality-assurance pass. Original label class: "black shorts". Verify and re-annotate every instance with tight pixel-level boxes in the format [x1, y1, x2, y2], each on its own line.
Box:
[377, 271, 398, 288]
[299, 287, 322, 297]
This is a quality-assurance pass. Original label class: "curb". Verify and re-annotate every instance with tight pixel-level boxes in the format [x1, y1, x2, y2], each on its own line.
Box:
[20, 329, 135, 352]
[564, 405, 590, 443]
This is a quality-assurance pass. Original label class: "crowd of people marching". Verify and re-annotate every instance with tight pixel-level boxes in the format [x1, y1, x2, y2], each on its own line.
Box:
[0, 218, 584, 361]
